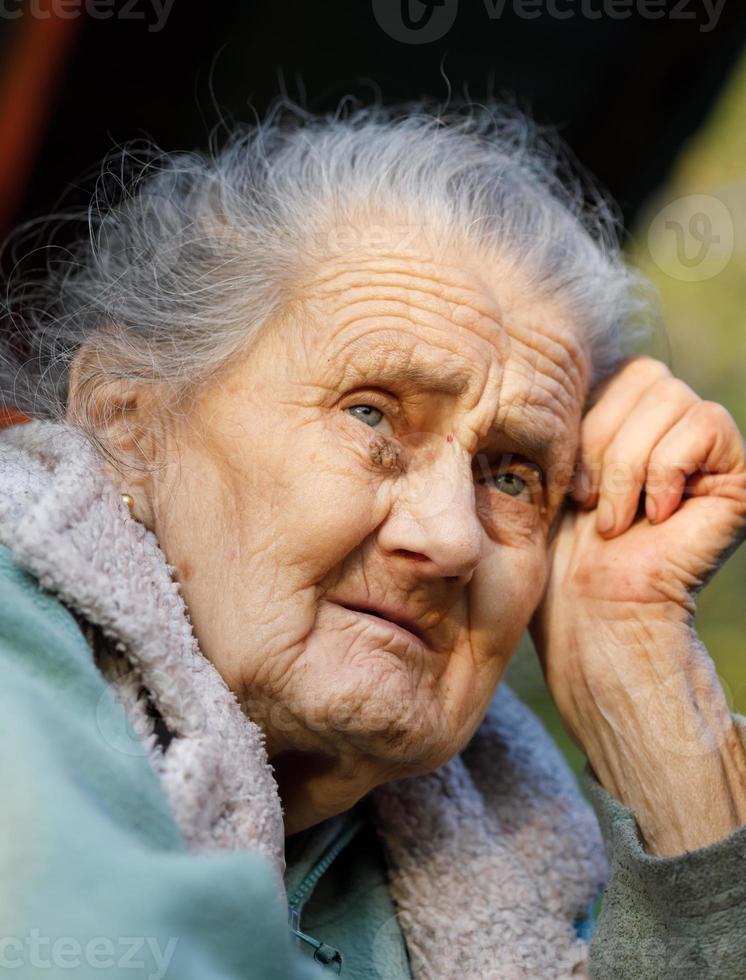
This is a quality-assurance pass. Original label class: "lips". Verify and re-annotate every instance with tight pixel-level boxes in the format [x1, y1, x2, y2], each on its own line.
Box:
[336, 602, 427, 646]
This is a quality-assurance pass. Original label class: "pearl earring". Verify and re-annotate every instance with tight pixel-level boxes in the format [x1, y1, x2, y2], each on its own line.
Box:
[121, 493, 135, 513]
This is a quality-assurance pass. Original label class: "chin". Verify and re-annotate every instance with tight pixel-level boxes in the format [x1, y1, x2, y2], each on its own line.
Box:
[304, 669, 464, 774]
[273, 620, 480, 774]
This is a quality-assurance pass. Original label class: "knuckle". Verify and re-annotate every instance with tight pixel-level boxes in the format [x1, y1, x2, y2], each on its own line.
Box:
[579, 413, 610, 453]
[647, 443, 674, 473]
[599, 455, 643, 494]
[651, 376, 698, 405]
[601, 448, 644, 479]
[697, 399, 734, 428]
[627, 355, 672, 381]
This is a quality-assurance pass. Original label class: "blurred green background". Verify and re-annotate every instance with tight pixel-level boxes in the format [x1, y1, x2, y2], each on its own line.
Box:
[506, 49, 746, 781]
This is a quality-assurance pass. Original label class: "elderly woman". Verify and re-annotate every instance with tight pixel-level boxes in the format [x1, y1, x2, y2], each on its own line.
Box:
[1, 102, 745, 980]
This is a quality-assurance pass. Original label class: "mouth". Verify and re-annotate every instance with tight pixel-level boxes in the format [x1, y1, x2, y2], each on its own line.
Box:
[335, 602, 428, 647]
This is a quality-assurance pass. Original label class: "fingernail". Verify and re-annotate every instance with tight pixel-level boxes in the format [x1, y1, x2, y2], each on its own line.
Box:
[646, 496, 657, 523]
[596, 498, 615, 534]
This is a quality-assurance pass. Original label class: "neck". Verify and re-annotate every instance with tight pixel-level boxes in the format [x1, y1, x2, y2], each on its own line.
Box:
[270, 748, 384, 836]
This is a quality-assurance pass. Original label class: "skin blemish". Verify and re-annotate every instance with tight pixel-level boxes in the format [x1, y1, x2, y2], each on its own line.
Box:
[447, 433, 454, 443]
[369, 435, 403, 473]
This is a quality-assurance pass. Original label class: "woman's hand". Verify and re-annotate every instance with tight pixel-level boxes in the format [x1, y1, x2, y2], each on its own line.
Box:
[530, 355, 746, 856]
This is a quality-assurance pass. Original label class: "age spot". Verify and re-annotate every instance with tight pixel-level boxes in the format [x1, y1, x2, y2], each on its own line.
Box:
[369, 435, 403, 472]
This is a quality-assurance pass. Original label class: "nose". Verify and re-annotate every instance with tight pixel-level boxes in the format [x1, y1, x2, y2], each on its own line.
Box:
[377, 442, 483, 583]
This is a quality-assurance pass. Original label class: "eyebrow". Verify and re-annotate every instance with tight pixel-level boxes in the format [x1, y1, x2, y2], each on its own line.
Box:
[495, 414, 560, 474]
[341, 347, 473, 397]
[372, 362, 472, 397]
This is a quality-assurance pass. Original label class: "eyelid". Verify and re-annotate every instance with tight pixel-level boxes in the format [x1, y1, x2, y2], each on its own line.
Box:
[474, 452, 544, 484]
[339, 388, 402, 420]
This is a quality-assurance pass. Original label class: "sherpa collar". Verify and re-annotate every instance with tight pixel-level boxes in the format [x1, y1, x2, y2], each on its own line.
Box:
[0, 420, 607, 979]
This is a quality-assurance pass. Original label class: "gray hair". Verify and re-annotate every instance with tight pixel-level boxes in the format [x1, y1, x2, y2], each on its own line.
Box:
[0, 98, 656, 431]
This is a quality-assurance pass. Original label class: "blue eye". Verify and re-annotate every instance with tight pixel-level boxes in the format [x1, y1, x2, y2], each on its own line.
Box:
[491, 472, 527, 497]
[346, 404, 385, 428]
[475, 453, 538, 500]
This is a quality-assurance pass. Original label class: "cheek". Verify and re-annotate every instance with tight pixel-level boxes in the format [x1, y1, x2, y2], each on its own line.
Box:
[239, 426, 393, 580]
[470, 542, 548, 650]
[476, 490, 546, 545]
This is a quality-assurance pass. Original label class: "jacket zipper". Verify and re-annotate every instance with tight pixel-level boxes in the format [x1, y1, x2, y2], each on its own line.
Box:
[287, 815, 366, 975]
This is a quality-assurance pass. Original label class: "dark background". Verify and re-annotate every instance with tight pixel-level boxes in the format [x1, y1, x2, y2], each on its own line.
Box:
[2, 0, 746, 240]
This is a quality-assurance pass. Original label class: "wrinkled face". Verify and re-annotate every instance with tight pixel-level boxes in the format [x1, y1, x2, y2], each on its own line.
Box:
[146, 237, 590, 807]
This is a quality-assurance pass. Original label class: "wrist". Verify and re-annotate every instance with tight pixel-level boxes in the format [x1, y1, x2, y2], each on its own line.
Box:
[538, 599, 746, 854]
[587, 719, 746, 856]
[547, 616, 746, 855]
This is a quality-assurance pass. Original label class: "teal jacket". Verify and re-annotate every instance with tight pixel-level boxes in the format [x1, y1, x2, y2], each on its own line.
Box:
[2, 539, 746, 979]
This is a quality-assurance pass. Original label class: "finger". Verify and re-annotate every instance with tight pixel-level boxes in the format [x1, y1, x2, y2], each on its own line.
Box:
[593, 377, 700, 536]
[573, 356, 672, 506]
[645, 400, 746, 525]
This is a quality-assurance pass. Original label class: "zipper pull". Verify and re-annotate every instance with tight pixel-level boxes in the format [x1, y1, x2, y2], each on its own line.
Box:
[290, 927, 343, 974]
[288, 907, 343, 974]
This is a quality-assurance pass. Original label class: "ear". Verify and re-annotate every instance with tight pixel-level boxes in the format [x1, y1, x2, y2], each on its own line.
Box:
[66, 339, 165, 526]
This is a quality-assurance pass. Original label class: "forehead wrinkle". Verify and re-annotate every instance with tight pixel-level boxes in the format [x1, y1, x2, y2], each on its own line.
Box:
[503, 312, 590, 399]
[501, 326, 588, 429]
[311, 252, 482, 293]
[327, 299, 505, 356]
[510, 349, 581, 425]
[309, 263, 507, 333]
[490, 349, 579, 451]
